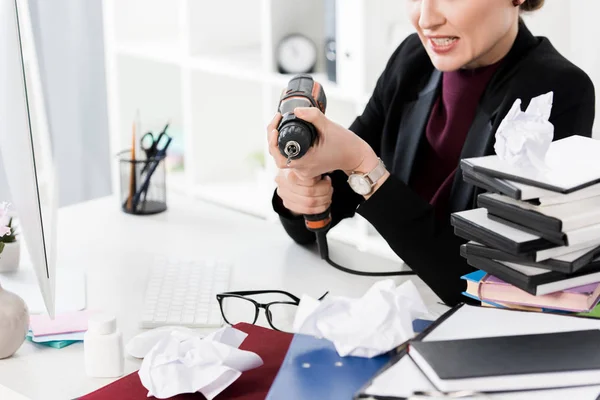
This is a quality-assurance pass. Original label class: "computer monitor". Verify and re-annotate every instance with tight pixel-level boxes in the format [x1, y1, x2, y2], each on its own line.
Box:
[0, 0, 58, 318]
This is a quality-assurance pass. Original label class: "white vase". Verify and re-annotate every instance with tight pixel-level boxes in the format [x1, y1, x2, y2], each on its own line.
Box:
[0, 282, 29, 359]
[0, 241, 20, 272]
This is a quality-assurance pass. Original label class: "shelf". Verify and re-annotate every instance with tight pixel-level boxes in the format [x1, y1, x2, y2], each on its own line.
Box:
[111, 0, 184, 47]
[188, 46, 264, 82]
[115, 43, 183, 66]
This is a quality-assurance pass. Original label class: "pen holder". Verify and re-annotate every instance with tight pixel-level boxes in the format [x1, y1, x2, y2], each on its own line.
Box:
[118, 150, 167, 215]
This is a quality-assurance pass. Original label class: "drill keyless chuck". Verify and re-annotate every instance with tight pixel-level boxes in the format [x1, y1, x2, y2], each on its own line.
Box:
[284, 141, 301, 158]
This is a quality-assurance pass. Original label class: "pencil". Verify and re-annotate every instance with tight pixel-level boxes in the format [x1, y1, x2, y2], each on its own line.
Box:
[127, 121, 136, 212]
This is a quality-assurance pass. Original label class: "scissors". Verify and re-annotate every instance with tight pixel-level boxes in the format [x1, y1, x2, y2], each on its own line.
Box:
[140, 122, 170, 174]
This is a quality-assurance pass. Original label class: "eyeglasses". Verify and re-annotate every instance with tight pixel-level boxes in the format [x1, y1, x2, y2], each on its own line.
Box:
[216, 290, 328, 333]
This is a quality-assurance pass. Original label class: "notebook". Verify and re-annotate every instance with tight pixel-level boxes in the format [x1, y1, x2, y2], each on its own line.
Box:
[452, 208, 600, 259]
[461, 271, 543, 312]
[462, 135, 600, 194]
[462, 159, 600, 205]
[355, 304, 600, 399]
[464, 272, 600, 312]
[461, 242, 600, 274]
[465, 254, 600, 296]
[462, 159, 556, 200]
[409, 330, 600, 393]
[478, 193, 600, 233]
[451, 208, 556, 255]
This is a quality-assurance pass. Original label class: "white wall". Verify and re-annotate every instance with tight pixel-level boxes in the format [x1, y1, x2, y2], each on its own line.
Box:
[522, 0, 600, 137]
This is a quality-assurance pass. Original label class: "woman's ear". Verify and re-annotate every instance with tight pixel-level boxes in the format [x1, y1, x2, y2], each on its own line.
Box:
[512, 0, 526, 7]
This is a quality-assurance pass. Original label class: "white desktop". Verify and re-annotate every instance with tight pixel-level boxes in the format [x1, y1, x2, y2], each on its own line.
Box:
[0, 1, 441, 399]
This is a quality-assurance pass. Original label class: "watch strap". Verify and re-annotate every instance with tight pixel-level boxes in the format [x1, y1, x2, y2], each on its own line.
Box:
[365, 158, 386, 186]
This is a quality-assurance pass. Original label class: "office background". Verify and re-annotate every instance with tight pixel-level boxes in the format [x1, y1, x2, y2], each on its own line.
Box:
[1, 0, 599, 260]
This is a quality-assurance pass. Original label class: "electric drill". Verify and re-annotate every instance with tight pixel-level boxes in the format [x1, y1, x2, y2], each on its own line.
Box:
[275, 75, 413, 278]
[277, 74, 331, 235]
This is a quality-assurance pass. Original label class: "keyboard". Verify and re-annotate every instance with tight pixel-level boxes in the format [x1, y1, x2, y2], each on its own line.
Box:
[140, 256, 231, 328]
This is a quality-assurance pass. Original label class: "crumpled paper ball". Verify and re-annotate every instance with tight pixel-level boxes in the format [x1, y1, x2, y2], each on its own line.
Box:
[494, 91, 554, 172]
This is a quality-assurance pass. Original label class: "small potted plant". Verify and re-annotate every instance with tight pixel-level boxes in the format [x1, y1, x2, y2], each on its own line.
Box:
[0, 202, 19, 273]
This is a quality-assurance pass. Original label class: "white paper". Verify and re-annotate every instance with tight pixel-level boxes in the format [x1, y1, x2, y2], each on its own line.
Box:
[125, 326, 198, 359]
[27, 330, 85, 343]
[494, 92, 554, 171]
[292, 280, 429, 358]
[138, 326, 263, 400]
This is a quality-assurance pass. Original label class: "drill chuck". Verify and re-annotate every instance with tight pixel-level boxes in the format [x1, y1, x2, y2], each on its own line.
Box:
[283, 140, 301, 158]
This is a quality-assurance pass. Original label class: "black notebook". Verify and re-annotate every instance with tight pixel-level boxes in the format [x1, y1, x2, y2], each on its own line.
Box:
[461, 242, 600, 274]
[409, 329, 600, 393]
[478, 193, 600, 242]
[451, 208, 557, 255]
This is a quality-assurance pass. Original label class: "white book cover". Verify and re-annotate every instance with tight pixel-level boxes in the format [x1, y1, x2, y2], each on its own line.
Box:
[464, 135, 600, 193]
[483, 193, 600, 232]
[454, 209, 600, 261]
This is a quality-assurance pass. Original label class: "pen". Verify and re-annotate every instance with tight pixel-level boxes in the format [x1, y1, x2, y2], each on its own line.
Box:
[127, 121, 136, 212]
[132, 136, 172, 211]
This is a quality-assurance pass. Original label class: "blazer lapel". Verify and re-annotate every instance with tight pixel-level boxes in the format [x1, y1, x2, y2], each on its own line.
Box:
[392, 69, 442, 184]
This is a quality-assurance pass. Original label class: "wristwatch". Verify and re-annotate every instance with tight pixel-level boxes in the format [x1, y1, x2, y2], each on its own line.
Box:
[347, 158, 387, 196]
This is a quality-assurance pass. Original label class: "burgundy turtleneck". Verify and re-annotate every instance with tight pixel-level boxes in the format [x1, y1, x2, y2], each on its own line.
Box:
[409, 62, 501, 217]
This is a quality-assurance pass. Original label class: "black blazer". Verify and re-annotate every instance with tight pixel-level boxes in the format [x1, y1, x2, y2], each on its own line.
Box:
[273, 22, 596, 306]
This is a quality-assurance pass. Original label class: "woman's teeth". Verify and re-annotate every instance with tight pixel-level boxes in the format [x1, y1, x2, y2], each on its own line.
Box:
[431, 37, 457, 46]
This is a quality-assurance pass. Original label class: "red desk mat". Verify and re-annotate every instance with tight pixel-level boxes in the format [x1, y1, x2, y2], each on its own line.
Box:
[78, 323, 293, 400]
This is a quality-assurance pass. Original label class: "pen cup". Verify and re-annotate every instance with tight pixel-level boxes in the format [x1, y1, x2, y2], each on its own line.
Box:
[117, 150, 167, 215]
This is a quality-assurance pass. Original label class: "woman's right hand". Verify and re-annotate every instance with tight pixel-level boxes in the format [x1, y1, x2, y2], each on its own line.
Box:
[274, 169, 333, 216]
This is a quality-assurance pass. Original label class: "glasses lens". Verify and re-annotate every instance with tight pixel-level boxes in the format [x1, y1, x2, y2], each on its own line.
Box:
[220, 296, 257, 325]
[267, 302, 298, 332]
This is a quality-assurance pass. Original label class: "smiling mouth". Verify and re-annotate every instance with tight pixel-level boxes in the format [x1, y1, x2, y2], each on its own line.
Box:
[430, 37, 458, 46]
[428, 36, 459, 53]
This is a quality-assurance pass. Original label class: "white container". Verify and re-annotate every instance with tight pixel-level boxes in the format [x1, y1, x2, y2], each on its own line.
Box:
[0, 241, 20, 272]
[84, 313, 124, 378]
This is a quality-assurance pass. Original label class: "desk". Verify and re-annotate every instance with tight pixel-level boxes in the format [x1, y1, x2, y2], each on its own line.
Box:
[0, 194, 444, 400]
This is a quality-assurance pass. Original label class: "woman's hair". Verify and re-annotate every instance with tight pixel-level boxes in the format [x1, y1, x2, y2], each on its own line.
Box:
[520, 0, 544, 12]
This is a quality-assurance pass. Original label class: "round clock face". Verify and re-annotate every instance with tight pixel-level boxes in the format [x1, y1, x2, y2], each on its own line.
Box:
[277, 34, 317, 74]
[348, 174, 372, 195]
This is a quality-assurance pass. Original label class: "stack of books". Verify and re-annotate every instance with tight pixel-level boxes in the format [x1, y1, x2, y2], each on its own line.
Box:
[451, 135, 600, 316]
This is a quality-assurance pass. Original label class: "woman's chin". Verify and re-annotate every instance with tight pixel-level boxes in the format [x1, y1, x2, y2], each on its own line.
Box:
[428, 55, 467, 72]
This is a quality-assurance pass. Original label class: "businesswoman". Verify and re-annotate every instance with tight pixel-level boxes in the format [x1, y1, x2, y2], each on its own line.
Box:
[267, 0, 595, 306]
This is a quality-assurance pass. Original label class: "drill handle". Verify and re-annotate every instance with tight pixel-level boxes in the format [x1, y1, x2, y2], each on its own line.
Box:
[304, 208, 332, 232]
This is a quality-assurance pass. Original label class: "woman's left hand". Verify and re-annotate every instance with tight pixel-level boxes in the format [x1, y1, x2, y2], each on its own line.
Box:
[267, 107, 377, 180]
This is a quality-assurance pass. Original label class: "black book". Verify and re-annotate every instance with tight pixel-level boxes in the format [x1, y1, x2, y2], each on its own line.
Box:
[460, 242, 600, 274]
[409, 330, 600, 393]
[478, 193, 600, 239]
[451, 208, 557, 256]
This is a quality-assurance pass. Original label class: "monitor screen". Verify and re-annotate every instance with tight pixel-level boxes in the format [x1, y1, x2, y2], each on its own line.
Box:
[0, 0, 58, 317]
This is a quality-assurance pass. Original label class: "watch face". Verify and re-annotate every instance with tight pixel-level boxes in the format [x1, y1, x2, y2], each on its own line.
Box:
[348, 174, 372, 195]
[277, 34, 317, 74]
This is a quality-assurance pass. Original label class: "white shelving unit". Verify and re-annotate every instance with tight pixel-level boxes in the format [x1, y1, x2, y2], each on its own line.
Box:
[101, 0, 414, 261]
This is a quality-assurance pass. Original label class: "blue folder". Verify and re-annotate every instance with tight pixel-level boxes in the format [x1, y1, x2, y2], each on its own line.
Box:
[266, 319, 432, 400]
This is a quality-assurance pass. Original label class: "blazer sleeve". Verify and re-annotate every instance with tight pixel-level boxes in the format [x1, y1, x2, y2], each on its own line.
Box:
[550, 76, 596, 140]
[271, 40, 408, 244]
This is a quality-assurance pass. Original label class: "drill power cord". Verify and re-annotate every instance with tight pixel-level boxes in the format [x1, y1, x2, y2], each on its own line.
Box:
[315, 231, 417, 277]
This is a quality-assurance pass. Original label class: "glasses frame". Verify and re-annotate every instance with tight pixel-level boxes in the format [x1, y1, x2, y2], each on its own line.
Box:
[216, 290, 328, 332]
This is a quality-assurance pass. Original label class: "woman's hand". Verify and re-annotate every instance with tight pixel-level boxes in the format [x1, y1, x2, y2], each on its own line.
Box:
[267, 108, 377, 180]
[274, 169, 333, 216]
